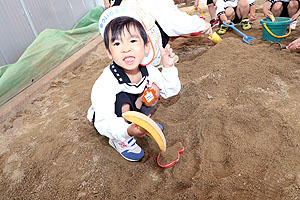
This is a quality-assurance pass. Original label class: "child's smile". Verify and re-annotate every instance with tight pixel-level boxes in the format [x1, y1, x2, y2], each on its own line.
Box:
[123, 56, 135, 65]
[106, 25, 150, 74]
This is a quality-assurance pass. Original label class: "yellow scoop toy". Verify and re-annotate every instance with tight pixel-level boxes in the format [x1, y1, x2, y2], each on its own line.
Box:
[209, 32, 222, 44]
[270, 14, 276, 22]
[122, 111, 166, 152]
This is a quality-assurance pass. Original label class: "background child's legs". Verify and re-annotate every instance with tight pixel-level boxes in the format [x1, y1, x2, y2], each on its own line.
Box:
[207, 0, 217, 20]
[207, 1, 219, 26]
[236, 0, 251, 19]
[218, 7, 235, 35]
[208, 4, 217, 20]
[288, 0, 300, 17]
[228, 8, 244, 24]
[271, 2, 284, 17]
[225, 7, 236, 21]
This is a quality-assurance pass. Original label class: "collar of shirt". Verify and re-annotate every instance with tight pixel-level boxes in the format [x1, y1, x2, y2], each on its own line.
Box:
[110, 62, 149, 84]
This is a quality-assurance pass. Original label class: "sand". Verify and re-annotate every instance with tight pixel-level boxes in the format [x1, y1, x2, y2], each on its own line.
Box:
[1, 2, 300, 199]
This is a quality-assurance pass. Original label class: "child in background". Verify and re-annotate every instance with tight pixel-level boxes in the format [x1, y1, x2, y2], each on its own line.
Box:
[263, 0, 300, 30]
[216, 0, 257, 35]
[87, 7, 181, 162]
[137, 0, 212, 38]
[103, 0, 213, 47]
[194, 0, 220, 26]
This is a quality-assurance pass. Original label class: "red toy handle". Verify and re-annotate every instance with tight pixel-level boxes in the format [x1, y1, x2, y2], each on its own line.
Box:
[157, 142, 184, 168]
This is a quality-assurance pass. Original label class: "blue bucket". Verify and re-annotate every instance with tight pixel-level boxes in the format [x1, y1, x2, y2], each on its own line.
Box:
[260, 17, 292, 42]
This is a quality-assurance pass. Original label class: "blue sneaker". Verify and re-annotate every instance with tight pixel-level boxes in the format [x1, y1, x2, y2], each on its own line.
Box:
[156, 122, 164, 131]
[147, 114, 164, 131]
[109, 137, 144, 161]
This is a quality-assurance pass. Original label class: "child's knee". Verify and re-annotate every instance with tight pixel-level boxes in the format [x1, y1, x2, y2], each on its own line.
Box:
[207, 3, 214, 9]
[238, 0, 249, 7]
[272, 2, 283, 11]
[225, 8, 235, 18]
[288, 1, 299, 9]
[121, 103, 131, 114]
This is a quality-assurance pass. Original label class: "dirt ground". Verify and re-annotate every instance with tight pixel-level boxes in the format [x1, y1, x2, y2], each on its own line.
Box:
[1, 2, 300, 200]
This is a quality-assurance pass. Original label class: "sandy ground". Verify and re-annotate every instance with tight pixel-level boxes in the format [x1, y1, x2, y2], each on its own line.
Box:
[1, 1, 300, 199]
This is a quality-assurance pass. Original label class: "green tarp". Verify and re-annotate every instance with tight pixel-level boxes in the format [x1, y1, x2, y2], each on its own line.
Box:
[0, 6, 104, 106]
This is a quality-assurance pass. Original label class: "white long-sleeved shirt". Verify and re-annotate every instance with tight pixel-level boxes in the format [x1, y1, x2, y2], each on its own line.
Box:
[87, 62, 181, 142]
[137, 0, 207, 36]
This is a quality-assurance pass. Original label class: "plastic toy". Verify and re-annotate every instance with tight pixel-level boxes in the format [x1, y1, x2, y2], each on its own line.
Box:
[122, 111, 166, 152]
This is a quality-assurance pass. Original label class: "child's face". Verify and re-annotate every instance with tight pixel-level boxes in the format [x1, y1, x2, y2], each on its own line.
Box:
[106, 25, 150, 72]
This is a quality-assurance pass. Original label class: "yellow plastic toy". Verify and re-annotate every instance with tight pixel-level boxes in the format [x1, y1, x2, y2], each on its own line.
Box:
[122, 111, 166, 152]
[270, 14, 276, 22]
[208, 32, 222, 44]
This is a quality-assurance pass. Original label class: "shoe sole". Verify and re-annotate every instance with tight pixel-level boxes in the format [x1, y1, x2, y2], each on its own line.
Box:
[108, 139, 143, 162]
[242, 26, 251, 30]
[218, 30, 228, 35]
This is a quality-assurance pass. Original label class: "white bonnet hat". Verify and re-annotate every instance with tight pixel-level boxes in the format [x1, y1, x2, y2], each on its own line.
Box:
[99, 6, 162, 66]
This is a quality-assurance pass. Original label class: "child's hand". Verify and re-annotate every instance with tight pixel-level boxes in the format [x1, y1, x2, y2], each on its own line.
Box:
[287, 37, 300, 52]
[292, 13, 300, 21]
[263, 9, 273, 19]
[157, 41, 175, 68]
[250, 13, 257, 21]
[225, 19, 231, 25]
[220, 14, 230, 25]
[204, 21, 213, 36]
[104, 0, 111, 8]
[127, 123, 146, 137]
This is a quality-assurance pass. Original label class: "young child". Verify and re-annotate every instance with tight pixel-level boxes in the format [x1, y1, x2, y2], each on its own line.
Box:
[263, 0, 300, 30]
[216, 0, 257, 35]
[87, 7, 181, 162]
